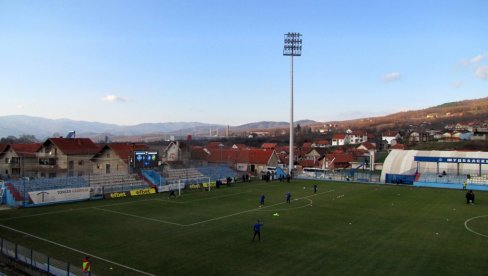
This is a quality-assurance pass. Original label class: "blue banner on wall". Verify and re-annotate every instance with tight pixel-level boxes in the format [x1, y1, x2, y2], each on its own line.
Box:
[414, 156, 488, 164]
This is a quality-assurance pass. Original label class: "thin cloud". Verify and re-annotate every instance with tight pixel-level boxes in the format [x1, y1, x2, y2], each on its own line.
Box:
[451, 81, 463, 88]
[381, 72, 402, 83]
[16, 104, 23, 109]
[460, 53, 488, 66]
[475, 66, 488, 80]
[101, 95, 127, 103]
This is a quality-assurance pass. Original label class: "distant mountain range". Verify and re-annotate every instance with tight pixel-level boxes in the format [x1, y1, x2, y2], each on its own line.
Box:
[0, 115, 317, 140]
[1, 97, 487, 141]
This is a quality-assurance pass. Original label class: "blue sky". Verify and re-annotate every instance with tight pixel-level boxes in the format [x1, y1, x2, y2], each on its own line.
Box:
[1, 0, 487, 126]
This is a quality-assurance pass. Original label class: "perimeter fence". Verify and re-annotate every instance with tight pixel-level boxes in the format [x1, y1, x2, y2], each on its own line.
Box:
[0, 237, 87, 276]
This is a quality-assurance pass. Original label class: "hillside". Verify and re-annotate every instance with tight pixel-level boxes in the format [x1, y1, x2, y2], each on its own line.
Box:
[313, 97, 488, 131]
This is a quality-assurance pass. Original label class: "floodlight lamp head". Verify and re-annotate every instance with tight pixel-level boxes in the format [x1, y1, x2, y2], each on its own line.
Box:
[283, 32, 302, 56]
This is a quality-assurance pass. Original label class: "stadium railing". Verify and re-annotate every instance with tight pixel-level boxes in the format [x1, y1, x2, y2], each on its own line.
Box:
[0, 237, 84, 276]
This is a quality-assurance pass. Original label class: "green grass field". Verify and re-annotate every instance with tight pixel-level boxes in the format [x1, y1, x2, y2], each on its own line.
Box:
[1, 180, 488, 276]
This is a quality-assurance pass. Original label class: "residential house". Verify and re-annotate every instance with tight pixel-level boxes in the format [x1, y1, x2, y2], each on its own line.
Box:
[332, 133, 348, 146]
[206, 148, 280, 175]
[298, 159, 319, 168]
[91, 143, 149, 175]
[236, 149, 279, 174]
[0, 143, 41, 179]
[304, 148, 328, 163]
[348, 130, 368, 144]
[162, 141, 191, 163]
[313, 140, 329, 148]
[382, 131, 401, 145]
[37, 138, 100, 178]
[189, 146, 210, 167]
[357, 142, 376, 153]
[319, 153, 353, 170]
[472, 128, 488, 141]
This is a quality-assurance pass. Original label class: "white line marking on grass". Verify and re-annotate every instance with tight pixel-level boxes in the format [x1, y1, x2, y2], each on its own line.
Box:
[93, 207, 185, 226]
[0, 198, 158, 222]
[1, 191, 250, 221]
[464, 215, 488, 238]
[0, 224, 156, 276]
[182, 191, 253, 203]
[184, 189, 335, 226]
[257, 198, 313, 212]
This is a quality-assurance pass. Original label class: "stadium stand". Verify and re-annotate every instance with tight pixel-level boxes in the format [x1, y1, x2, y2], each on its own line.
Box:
[4, 176, 89, 206]
[83, 173, 148, 195]
[141, 170, 165, 186]
[195, 165, 237, 181]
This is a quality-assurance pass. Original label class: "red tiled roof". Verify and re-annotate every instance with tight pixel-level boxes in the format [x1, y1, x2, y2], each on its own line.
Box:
[9, 144, 42, 157]
[326, 153, 353, 163]
[206, 142, 224, 148]
[233, 144, 247, 149]
[45, 138, 101, 155]
[206, 148, 276, 165]
[191, 147, 210, 160]
[237, 149, 275, 164]
[261, 143, 278, 149]
[299, 159, 319, 167]
[302, 142, 313, 148]
[101, 143, 149, 163]
[332, 133, 347, 139]
[315, 140, 329, 145]
[0, 144, 8, 154]
[308, 148, 328, 156]
[383, 131, 399, 137]
[359, 142, 376, 150]
[391, 144, 405, 150]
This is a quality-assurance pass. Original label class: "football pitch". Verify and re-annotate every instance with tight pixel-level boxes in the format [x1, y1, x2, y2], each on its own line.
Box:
[1, 180, 488, 275]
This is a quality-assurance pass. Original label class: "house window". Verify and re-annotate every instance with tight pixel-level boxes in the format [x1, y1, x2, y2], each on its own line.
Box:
[78, 171, 83, 176]
[4, 158, 8, 164]
[48, 173, 56, 178]
[78, 160, 84, 166]
[106, 164, 111, 174]
[68, 161, 74, 170]
[106, 154, 110, 158]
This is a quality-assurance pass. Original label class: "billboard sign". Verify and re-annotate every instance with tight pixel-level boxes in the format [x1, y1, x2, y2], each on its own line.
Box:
[414, 156, 488, 164]
[28, 187, 90, 205]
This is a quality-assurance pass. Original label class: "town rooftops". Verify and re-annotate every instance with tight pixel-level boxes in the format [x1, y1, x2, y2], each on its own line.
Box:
[94, 143, 150, 163]
[332, 133, 347, 140]
[42, 138, 101, 155]
[8, 143, 42, 157]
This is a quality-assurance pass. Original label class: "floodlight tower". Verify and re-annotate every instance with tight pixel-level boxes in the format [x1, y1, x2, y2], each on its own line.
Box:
[283, 32, 302, 175]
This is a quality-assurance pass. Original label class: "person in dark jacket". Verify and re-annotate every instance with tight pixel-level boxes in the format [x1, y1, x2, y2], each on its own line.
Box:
[466, 190, 475, 204]
[252, 220, 264, 241]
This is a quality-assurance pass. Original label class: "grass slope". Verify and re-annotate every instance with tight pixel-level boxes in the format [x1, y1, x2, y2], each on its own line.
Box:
[0, 180, 487, 276]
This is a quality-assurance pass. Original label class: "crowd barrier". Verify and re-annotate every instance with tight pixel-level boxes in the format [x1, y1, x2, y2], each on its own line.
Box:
[0, 237, 84, 276]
